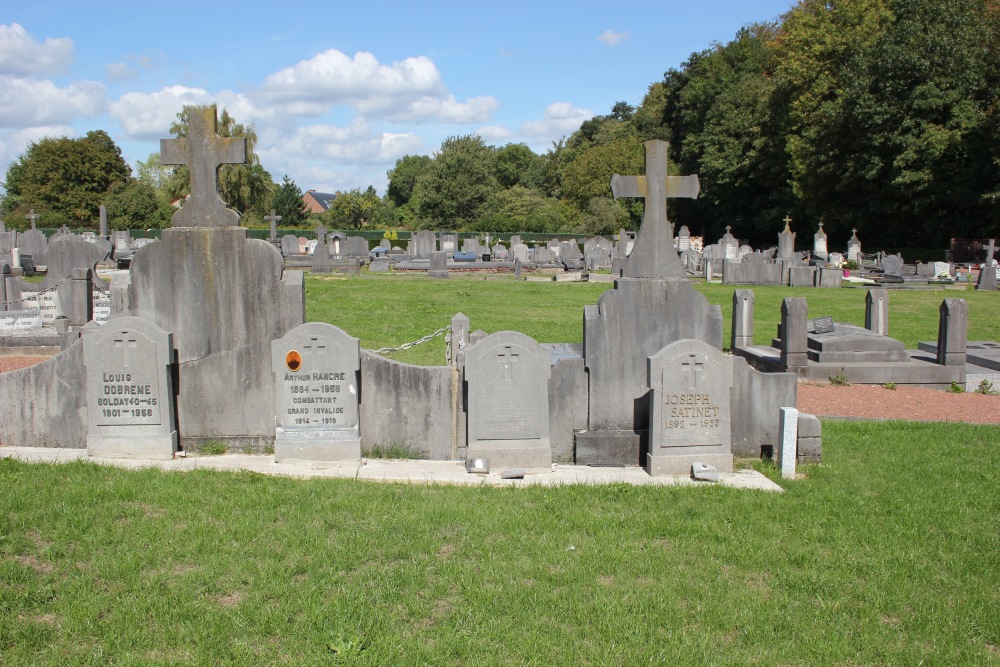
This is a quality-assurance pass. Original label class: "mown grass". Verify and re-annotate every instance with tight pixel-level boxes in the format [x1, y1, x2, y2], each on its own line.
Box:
[2, 420, 997, 664]
[306, 272, 999, 365]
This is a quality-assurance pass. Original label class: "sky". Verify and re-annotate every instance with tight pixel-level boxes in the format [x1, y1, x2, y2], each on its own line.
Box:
[0, 0, 796, 197]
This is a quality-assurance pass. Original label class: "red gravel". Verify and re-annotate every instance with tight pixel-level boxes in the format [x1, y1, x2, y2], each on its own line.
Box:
[797, 381, 1000, 424]
[0, 356, 51, 373]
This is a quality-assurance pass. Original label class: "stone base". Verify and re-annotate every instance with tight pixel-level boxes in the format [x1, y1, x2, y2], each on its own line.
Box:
[88, 431, 177, 460]
[466, 438, 551, 472]
[574, 430, 646, 466]
[275, 429, 361, 463]
[646, 451, 733, 477]
[428, 271, 449, 279]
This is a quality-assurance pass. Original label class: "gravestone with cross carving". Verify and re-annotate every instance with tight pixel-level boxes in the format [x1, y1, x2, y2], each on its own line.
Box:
[83, 316, 177, 459]
[270, 322, 361, 461]
[778, 216, 797, 260]
[647, 338, 733, 475]
[465, 330, 552, 471]
[160, 106, 246, 227]
[611, 140, 699, 278]
[976, 238, 997, 291]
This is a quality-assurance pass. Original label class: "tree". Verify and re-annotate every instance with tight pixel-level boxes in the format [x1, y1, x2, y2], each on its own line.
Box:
[386, 154, 433, 207]
[416, 135, 498, 229]
[560, 136, 644, 216]
[105, 180, 172, 230]
[493, 143, 543, 190]
[322, 186, 389, 229]
[1, 130, 132, 226]
[472, 185, 573, 233]
[163, 106, 273, 217]
[270, 175, 309, 226]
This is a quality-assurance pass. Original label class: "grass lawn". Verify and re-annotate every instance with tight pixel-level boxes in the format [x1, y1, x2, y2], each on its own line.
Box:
[307, 272, 1000, 365]
[2, 420, 998, 664]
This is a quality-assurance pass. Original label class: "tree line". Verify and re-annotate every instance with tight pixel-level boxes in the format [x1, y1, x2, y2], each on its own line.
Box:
[2, 0, 997, 248]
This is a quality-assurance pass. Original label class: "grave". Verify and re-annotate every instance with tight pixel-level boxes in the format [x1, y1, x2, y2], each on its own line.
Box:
[465, 331, 552, 471]
[311, 241, 332, 273]
[412, 230, 436, 259]
[271, 322, 361, 462]
[813, 222, 828, 262]
[428, 250, 449, 278]
[976, 239, 997, 291]
[83, 316, 177, 459]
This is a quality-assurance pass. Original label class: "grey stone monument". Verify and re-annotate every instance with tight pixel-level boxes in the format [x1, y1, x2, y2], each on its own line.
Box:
[83, 316, 177, 459]
[976, 239, 997, 291]
[465, 331, 551, 471]
[413, 230, 437, 259]
[880, 253, 904, 278]
[429, 250, 449, 278]
[280, 234, 299, 257]
[778, 216, 796, 260]
[780, 297, 809, 370]
[865, 288, 889, 336]
[99, 204, 108, 238]
[271, 322, 361, 462]
[26, 209, 40, 230]
[936, 299, 968, 367]
[311, 240, 331, 273]
[265, 209, 282, 243]
[731, 289, 755, 349]
[611, 139, 699, 279]
[647, 339, 733, 476]
[813, 221, 828, 262]
[847, 228, 861, 264]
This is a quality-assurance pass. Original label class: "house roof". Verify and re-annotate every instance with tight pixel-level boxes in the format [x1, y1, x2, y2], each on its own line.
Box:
[303, 190, 337, 212]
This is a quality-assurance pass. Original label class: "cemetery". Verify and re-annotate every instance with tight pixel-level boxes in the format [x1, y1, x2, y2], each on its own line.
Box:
[2, 113, 998, 662]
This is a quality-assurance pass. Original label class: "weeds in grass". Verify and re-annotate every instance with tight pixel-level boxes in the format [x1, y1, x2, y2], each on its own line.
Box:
[882, 382, 897, 390]
[200, 441, 228, 455]
[975, 379, 999, 395]
[362, 442, 428, 459]
[327, 632, 366, 658]
[829, 370, 851, 386]
[949, 381, 966, 393]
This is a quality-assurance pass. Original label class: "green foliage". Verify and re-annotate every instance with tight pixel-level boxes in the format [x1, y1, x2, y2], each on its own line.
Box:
[560, 136, 644, 213]
[471, 186, 573, 233]
[386, 154, 433, 208]
[362, 443, 428, 460]
[493, 142, 544, 190]
[105, 180, 172, 230]
[949, 382, 966, 393]
[882, 382, 897, 390]
[164, 106, 273, 217]
[322, 186, 391, 229]
[1, 130, 132, 226]
[199, 441, 228, 455]
[974, 379, 999, 395]
[416, 135, 498, 229]
[829, 371, 852, 386]
[270, 175, 309, 227]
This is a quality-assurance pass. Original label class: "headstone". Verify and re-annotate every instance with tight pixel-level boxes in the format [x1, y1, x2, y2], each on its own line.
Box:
[677, 225, 691, 251]
[780, 298, 809, 369]
[936, 299, 968, 366]
[465, 331, 552, 471]
[534, 247, 554, 264]
[847, 228, 861, 263]
[378, 238, 391, 250]
[509, 235, 522, 247]
[429, 250, 449, 278]
[646, 339, 734, 476]
[99, 204, 108, 238]
[720, 226, 738, 260]
[492, 244, 509, 260]
[778, 216, 796, 260]
[83, 316, 178, 459]
[777, 407, 798, 480]
[311, 241, 331, 273]
[440, 234, 457, 252]
[807, 316, 835, 335]
[731, 289, 754, 349]
[514, 257, 522, 279]
[865, 288, 889, 336]
[880, 253, 904, 277]
[511, 243, 529, 263]
[413, 230, 436, 259]
[264, 209, 282, 242]
[813, 222, 828, 261]
[828, 252, 843, 266]
[25, 209, 40, 230]
[611, 139, 699, 278]
[161, 109, 246, 227]
[17, 229, 48, 267]
[270, 322, 361, 461]
[976, 239, 997, 291]
[280, 234, 299, 256]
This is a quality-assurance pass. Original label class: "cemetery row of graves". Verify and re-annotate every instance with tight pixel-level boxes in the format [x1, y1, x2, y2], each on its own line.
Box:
[1, 109, 998, 484]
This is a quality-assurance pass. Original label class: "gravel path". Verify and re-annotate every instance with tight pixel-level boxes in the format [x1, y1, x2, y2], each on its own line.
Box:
[3, 356, 998, 423]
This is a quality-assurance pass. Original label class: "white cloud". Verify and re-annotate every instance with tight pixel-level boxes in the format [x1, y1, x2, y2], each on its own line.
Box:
[261, 118, 422, 167]
[520, 102, 592, 140]
[475, 124, 514, 143]
[598, 29, 631, 46]
[106, 62, 137, 81]
[0, 125, 75, 182]
[0, 76, 105, 128]
[259, 49, 496, 123]
[109, 86, 268, 140]
[0, 23, 73, 77]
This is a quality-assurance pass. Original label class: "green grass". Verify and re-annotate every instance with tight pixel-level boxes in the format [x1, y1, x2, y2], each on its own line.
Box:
[305, 273, 1000, 364]
[2, 420, 998, 664]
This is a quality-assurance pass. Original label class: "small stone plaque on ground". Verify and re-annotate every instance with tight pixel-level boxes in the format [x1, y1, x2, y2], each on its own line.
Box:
[807, 316, 835, 334]
[271, 322, 361, 462]
[82, 316, 177, 459]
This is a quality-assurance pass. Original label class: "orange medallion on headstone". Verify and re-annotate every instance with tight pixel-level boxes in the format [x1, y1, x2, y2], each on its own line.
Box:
[286, 350, 302, 372]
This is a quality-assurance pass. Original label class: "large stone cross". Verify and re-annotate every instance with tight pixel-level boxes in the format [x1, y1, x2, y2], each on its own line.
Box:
[160, 105, 246, 227]
[264, 209, 282, 240]
[611, 140, 699, 278]
[26, 209, 39, 230]
[985, 238, 997, 264]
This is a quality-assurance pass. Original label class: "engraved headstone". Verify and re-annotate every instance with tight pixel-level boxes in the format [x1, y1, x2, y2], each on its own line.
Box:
[465, 331, 552, 471]
[847, 228, 861, 263]
[83, 316, 177, 459]
[412, 230, 436, 259]
[778, 216, 796, 260]
[647, 339, 733, 475]
[0, 310, 43, 331]
[677, 225, 691, 251]
[429, 250, 449, 278]
[813, 221, 828, 261]
[271, 322, 361, 461]
[880, 253, 904, 278]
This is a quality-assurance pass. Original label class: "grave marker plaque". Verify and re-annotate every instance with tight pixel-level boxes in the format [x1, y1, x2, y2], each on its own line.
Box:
[271, 322, 361, 462]
[647, 339, 733, 475]
[83, 316, 177, 458]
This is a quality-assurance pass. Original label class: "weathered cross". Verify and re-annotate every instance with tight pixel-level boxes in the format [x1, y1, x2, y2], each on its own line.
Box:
[264, 209, 282, 240]
[303, 336, 326, 352]
[497, 346, 519, 381]
[160, 105, 246, 227]
[681, 353, 705, 390]
[611, 139, 699, 278]
[113, 332, 139, 368]
[851, 228, 858, 236]
[26, 209, 39, 230]
[985, 238, 997, 264]
[783, 214, 793, 226]
[725, 225, 732, 236]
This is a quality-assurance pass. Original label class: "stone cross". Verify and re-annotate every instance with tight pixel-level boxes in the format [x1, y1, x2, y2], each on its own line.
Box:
[264, 209, 282, 241]
[681, 353, 705, 389]
[160, 105, 246, 227]
[497, 346, 519, 381]
[985, 238, 997, 264]
[611, 139, 699, 278]
[783, 214, 793, 226]
[113, 332, 139, 368]
[725, 225, 732, 236]
[26, 209, 39, 230]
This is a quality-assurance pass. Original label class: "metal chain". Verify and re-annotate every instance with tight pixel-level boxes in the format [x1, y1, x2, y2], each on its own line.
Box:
[1, 275, 71, 307]
[370, 325, 450, 355]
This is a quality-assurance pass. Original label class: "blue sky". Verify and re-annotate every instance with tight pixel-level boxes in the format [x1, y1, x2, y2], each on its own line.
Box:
[1, 0, 795, 196]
